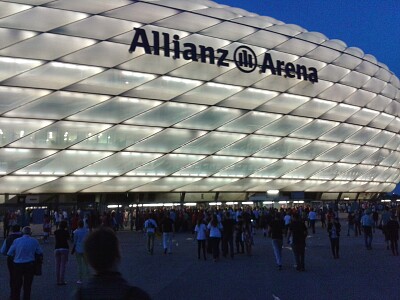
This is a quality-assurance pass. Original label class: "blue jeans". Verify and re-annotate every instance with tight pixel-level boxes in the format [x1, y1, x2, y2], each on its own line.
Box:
[272, 239, 283, 266]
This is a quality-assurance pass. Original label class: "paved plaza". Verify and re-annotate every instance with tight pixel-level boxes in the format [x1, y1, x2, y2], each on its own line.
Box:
[0, 222, 398, 300]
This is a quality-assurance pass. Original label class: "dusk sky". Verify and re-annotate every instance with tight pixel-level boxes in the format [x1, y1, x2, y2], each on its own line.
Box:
[217, 0, 400, 78]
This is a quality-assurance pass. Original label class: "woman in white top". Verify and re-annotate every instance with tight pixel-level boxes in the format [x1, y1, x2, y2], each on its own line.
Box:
[207, 215, 223, 262]
[194, 219, 207, 260]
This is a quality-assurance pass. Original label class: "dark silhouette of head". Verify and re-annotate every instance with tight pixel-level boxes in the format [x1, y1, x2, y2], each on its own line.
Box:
[84, 227, 121, 273]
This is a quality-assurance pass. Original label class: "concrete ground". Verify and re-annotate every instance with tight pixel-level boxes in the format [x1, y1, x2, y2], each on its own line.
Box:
[0, 223, 398, 300]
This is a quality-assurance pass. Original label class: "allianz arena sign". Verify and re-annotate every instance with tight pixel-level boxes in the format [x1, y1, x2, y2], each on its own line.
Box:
[129, 28, 319, 82]
[0, 0, 399, 197]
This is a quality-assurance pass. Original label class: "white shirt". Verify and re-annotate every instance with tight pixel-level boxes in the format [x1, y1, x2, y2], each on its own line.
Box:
[207, 222, 223, 238]
[195, 223, 207, 240]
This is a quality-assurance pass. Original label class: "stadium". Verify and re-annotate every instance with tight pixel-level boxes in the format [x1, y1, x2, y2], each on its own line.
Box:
[0, 0, 399, 206]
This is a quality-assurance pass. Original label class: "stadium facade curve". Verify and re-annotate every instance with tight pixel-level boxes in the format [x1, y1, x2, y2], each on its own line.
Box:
[0, 0, 399, 203]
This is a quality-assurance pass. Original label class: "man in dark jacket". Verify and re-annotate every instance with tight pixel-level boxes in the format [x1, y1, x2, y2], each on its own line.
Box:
[73, 227, 151, 300]
[287, 214, 308, 271]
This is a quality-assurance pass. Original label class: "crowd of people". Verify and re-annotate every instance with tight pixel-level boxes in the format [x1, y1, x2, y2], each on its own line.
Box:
[1, 202, 400, 299]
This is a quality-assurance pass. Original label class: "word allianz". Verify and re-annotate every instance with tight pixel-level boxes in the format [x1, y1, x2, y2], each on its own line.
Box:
[129, 28, 318, 83]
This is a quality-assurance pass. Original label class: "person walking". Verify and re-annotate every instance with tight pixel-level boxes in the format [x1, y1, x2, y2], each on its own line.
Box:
[1, 224, 22, 299]
[72, 220, 90, 284]
[194, 219, 207, 260]
[386, 214, 399, 256]
[143, 215, 157, 255]
[269, 213, 285, 270]
[73, 227, 151, 299]
[7, 226, 43, 300]
[235, 215, 244, 254]
[327, 217, 341, 259]
[287, 214, 308, 272]
[207, 215, 223, 262]
[361, 210, 374, 250]
[379, 207, 391, 250]
[308, 209, 317, 234]
[161, 213, 174, 255]
[54, 220, 70, 285]
[221, 212, 235, 259]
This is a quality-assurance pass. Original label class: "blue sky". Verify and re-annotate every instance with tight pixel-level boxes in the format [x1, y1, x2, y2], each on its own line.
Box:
[217, 0, 400, 77]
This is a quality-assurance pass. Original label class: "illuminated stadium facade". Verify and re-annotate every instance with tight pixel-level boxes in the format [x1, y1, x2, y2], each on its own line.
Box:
[0, 0, 399, 204]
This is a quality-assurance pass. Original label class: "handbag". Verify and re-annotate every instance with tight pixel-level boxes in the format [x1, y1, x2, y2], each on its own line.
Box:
[34, 253, 43, 276]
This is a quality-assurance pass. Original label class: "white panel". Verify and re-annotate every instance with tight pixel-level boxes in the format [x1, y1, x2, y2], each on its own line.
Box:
[53, 15, 138, 40]
[4, 62, 104, 90]
[125, 102, 207, 127]
[83, 177, 161, 193]
[68, 97, 162, 124]
[311, 163, 356, 180]
[321, 103, 360, 122]
[5, 91, 110, 120]
[362, 77, 386, 93]
[0, 118, 53, 147]
[127, 154, 205, 177]
[256, 115, 312, 136]
[317, 65, 349, 82]
[218, 111, 281, 133]
[340, 71, 370, 88]
[240, 30, 289, 49]
[0, 57, 43, 82]
[366, 131, 395, 147]
[253, 138, 310, 158]
[249, 179, 301, 191]
[127, 128, 206, 153]
[200, 21, 256, 41]
[217, 88, 278, 110]
[11, 121, 111, 149]
[287, 80, 333, 98]
[174, 132, 244, 155]
[366, 95, 392, 111]
[0, 28, 37, 50]
[345, 127, 381, 145]
[290, 119, 338, 139]
[214, 157, 276, 177]
[291, 99, 336, 118]
[155, 12, 221, 32]
[363, 149, 391, 165]
[71, 125, 162, 151]
[61, 42, 138, 68]
[287, 141, 336, 160]
[74, 152, 162, 176]
[282, 161, 332, 179]
[0, 176, 58, 193]
[319, 123, 362, 142]
[217, 135, 281, 156]
[215, 178, 272, 192]
[0, 148, 57, 175]
[318, 84, 356, 102]
[251, 160, 307, 178]
[174, 177, 239, 192]
[0, 33, 96, 60]
[344, 89, 376, 107]
[174, 107, 244, 130]
[173, 156, 242, 177]
[15, 150, 113, 175]
[67, 70, 157, 95]
[274, 39, 317, 56]
[341, 146, 378, 163]
[257, 94, 310, 114]
[133, 177, 203, 192]
[316, 144, 359, 162]
[175, 82, 242, 105]
[125, 76, 202, 100]
[0, 7, 88, 31]
[0, 86, 51, 114]
[346, 108, 380, 126]
[46, 0, 132, 14]
[28, 176, 112, 193]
